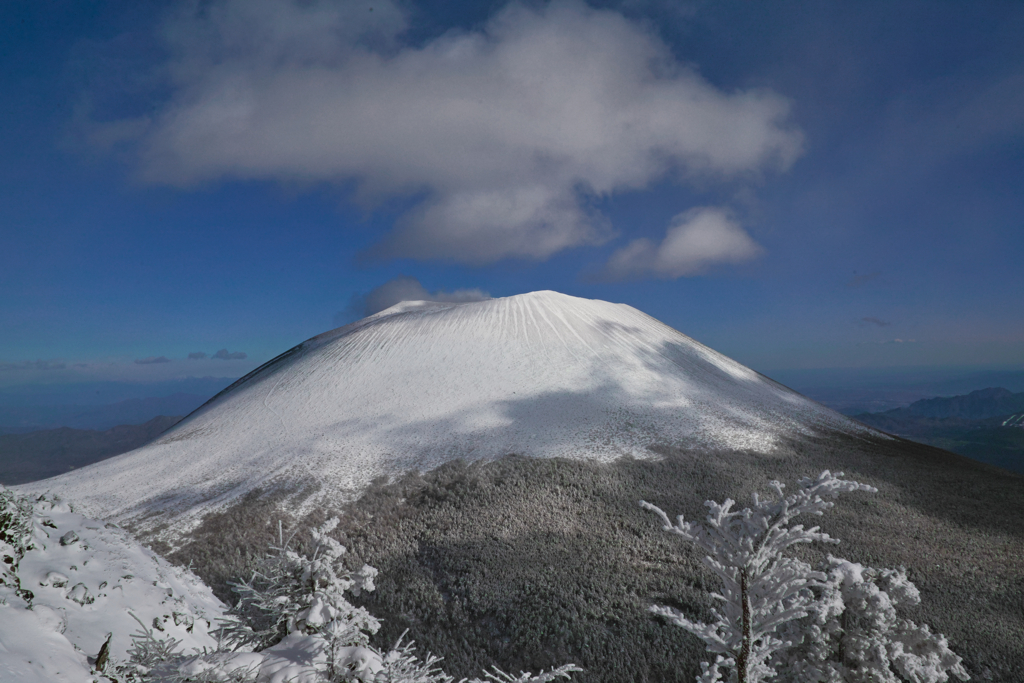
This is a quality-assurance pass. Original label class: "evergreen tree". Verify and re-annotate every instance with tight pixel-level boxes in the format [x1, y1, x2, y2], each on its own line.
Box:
[642, 471, 970, 683]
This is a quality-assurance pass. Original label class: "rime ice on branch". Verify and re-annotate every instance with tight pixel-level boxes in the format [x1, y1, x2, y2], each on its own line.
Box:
[642, 471, 874, 683]
[642, 471, 969, 683]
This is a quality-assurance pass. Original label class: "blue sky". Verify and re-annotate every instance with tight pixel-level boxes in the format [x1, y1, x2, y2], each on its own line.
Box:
[2, 0, 1023, 397]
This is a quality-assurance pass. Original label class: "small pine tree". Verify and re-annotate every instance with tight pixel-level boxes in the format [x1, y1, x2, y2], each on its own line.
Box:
[641, 471, 876, 683]
[176, 518, 581, 683]
[462, 664, 584, 683]
[371, 633, 453, 683]
[217, 517, 381, 657]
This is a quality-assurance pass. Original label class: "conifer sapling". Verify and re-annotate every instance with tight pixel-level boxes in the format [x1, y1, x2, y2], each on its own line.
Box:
[641, 471, 877, 683]
[643, 471, 970, 683]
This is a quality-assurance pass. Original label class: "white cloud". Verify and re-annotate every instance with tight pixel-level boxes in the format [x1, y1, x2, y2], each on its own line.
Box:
[600, 206, 762, 280]
[126, 0, 802, 264]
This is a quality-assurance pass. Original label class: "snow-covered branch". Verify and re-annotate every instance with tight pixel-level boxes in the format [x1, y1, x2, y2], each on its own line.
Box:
[641, 471, 876, 683]
[643, 471, 969, 683]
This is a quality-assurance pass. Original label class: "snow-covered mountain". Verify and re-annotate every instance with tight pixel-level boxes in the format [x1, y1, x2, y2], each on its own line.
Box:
[20, 291, 875, 534]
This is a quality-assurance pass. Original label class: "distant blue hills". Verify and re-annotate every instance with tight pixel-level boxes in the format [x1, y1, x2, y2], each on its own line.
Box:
[872, 387, 1024, 420]
[0, 376, 235, 434]
[0, 394, 204, 435]
[854, 388, 1024, 474]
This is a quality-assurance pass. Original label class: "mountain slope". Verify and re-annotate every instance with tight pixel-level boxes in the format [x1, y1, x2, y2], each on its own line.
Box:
[19, 291, 875, 534]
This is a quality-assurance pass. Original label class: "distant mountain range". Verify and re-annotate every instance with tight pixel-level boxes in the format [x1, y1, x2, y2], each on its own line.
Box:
[0, 415, 182, 485]
[0, 393, 207, 435]
[852, 387, 1024, 473]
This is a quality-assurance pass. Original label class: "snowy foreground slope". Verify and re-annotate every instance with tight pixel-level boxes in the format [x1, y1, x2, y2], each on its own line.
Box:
[0, 493, 227, 682]
[21, 291, 876, 534]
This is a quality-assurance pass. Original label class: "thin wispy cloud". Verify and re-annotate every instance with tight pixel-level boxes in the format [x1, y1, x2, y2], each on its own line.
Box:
[134, 356, 172, 365]
[847, 271, 881, 288]
[188, 351, 208, 360]
[0, 359, 67, 372]
[860, 317, 891, 327]
[341, 276, 491, 321]
[212, 349, 247, 360]
[598, 207, 762, 281]
[857, 339, 917, 346]
[882, 68, 1024, 164]
[105, 0, 802, 264]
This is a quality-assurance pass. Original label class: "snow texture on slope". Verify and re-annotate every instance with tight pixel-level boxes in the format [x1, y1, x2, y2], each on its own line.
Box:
[0, 495, 227, 681]
[20, 292, 877, 534]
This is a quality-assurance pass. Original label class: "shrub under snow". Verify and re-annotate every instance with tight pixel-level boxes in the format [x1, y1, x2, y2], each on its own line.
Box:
[774, 556, 969, 683]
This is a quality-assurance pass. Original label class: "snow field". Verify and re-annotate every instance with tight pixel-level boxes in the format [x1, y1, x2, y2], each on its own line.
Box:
[0, 493, 228, 681]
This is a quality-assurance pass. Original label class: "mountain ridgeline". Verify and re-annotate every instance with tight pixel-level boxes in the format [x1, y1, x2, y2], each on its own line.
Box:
[853, 387, 1024, 473]
[863, 387, 1024, 420]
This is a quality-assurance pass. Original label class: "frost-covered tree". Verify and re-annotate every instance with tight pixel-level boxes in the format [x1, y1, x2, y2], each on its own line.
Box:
[462, 665, 584, 683]
[0, 486, 36, 583]
[218, 517, 380, 653]
[640, 471, 877, 683]
[642, 471, 969, 683]
[366, 633, 580, 683]
[772, 556, 969, 683]
[154, 517, 581, 683]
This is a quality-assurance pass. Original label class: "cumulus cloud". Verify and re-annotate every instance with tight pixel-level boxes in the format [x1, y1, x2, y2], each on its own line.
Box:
[212, 349, 248, 360]
[134, 356, 172, 365]
[116, 0, 801, 264]
[188, 351, 208, 360]
[599, 207, 762, 280]
[342, 276, 491, 320]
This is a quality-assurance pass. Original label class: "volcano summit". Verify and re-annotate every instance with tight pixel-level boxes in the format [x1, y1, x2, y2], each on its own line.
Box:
[24, 291, 873, 532]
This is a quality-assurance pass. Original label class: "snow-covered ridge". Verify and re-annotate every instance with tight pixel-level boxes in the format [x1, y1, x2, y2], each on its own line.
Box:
[19, 291, 877, 534]
[0, 491, 227, 682]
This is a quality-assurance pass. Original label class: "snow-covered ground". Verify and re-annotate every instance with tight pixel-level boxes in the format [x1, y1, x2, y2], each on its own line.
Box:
[19, 291, 879, 536]
[0, 492, 227, 682]
[1, 489, 579, 683]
